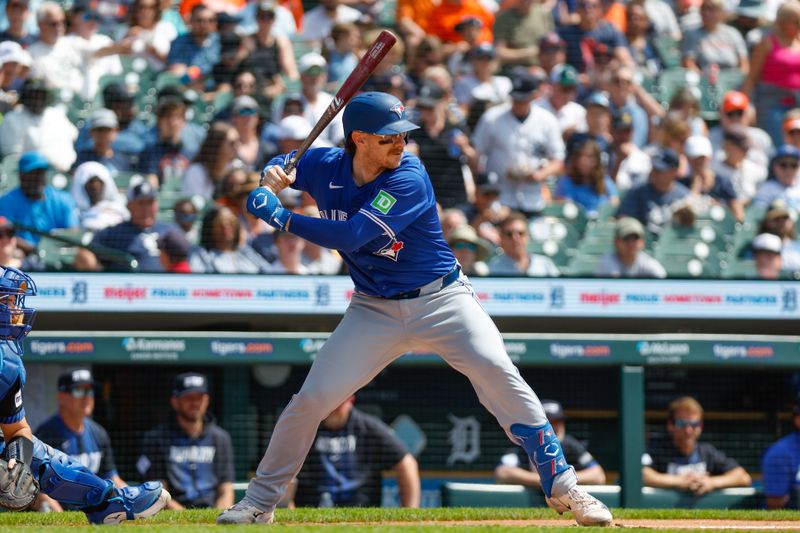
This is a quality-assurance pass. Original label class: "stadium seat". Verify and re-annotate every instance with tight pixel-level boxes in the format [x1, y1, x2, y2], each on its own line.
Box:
[564, 254, 602, 277]
[111, 171, 146, 193]
[653, 35, 682, 69]
[37, 229, 88, 271]
[721, 258, 757, 279]
[538, 201, 588, 235]
[0, 154, 20, 193]
[528, 239, 570, 267]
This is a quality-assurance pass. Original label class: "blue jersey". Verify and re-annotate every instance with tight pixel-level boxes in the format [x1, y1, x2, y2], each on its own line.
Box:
[0, 346, 25, 424]
[35, 415, 119, 479]
[762, 432, 800, 505]
[277, 148, 456, 297]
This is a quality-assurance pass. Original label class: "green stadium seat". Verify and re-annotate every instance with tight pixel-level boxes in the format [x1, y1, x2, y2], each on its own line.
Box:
[0, 154, 20, 193]
[653, 35, 682, 69]
[659, 254, 720, 278]
[721, 258, 757, 279]
[651, 67, 690, 106]
[111, 171, 146, 193]
[538, 201, 588, 235]
[37, 229, 90, 271]
[564, 254, 602, 277]
[528, 239, 570, 267]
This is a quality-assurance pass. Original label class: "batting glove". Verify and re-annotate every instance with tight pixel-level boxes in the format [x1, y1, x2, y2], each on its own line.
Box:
[247, 187, 292, 230]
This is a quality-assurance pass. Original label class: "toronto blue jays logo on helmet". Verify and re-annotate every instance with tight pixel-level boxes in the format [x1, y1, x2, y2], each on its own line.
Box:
[390, 102, 405, 118]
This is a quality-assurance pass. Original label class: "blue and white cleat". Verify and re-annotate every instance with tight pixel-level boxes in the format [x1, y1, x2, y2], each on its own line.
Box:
[86, 481, 171, 525]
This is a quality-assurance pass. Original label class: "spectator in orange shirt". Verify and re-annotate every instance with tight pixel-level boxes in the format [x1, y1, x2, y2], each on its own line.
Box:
[426, 0, 494, 48]
[396, 0, 437, 50]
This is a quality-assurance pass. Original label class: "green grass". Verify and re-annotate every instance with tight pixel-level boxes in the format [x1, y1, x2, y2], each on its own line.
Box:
[1, 507, 799, 532]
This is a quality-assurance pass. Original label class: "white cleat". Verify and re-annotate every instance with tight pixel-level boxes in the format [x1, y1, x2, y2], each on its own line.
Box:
[216, 500, 275, 525]
[546, 486, 613, 527]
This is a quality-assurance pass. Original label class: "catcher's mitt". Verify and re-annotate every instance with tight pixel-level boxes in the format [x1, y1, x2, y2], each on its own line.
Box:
[0, 457, 39, 511]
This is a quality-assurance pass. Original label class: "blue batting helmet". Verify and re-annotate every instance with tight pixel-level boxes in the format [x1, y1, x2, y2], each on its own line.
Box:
[343, 92, 419, 138]
[0, 266, 37, 355]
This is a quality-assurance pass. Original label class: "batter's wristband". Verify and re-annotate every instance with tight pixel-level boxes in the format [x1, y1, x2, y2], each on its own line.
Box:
[5, 436, 34, 467]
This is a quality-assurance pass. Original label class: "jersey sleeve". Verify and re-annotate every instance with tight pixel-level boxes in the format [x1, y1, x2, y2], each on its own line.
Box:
[33, 417, 60, 448]
[213, 427, 235, 484]
[362, 415, 409, 471]
[357, 167, 434, 238]
[0, 377, 24, 424]
[94, 423, 120, 479]
[562, 435, 599, 471]
[702, 443, 742, 475]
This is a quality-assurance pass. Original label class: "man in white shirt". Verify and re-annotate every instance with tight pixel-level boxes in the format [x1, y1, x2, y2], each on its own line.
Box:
[28, 1, 84, 96]
[301, 0, 361, 44]
[596, 217, 666, 278]
[472, 68, 565, 216]
[535, 64, 587, 140]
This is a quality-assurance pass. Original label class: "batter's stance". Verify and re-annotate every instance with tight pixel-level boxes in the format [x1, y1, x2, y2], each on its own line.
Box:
[217, 92, 612, 526]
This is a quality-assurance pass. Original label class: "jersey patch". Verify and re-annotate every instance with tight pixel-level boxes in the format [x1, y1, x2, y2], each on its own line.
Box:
[376, 240, 404, 261]
[371, 190, 397, 215]
[14, 390, 21, 408]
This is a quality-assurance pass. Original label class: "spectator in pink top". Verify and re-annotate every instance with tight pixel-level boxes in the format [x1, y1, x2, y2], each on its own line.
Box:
[742, 1, 800, 146]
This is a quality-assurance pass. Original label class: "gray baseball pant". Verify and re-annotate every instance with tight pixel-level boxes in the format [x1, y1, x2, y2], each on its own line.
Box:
[244, 276, 573, 510]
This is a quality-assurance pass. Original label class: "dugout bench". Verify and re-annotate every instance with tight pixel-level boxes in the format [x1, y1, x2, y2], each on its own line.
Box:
[439, 483, 763, 509]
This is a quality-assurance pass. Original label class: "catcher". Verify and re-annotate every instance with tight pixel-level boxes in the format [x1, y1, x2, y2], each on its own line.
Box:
[0, 265, 171, 524]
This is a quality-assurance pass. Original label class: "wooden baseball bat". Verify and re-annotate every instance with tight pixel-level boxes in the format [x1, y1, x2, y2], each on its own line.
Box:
[282, 29, 398, 175]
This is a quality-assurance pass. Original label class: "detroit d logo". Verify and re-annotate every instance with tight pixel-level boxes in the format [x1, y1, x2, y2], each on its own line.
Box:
[371, 190, 396, 215]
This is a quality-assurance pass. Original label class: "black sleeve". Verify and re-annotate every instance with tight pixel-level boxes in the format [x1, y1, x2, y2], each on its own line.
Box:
[33, 416, 61, 449]
[561, 434, 598, 471]
[361, 414, 409, 471]
[93, 422, 119, 479]
[700, 443, 741, 475]
[138, 427, 166, 481]
[213, 426, 235, 484]
[0, 377, 24, 424]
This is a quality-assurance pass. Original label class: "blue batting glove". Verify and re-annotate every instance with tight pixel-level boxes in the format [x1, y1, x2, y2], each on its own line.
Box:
[247, 187, 292, 230]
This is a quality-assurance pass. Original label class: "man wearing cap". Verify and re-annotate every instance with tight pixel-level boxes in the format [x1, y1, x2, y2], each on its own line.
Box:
[712, 124, 767, 203]
[753, 199, 800, 272]
[0, 0, 37, 47]
[0, 151, 78, 248]
[166, 4, 220, 77]
[138, 373, 234, 510]
[536, 64, 587, 139]
[446, 16, 487, 77]
[538, 33, 568, 75]
[680, 135, 744, 222]
[453, 43, 512, 109]
[762, 393, 800, 509]
[596, 216, 666, 278]
[447, 224, 490, 275]
[74, 108, 135, 173]
[80, 178, 173, 272]
[158, 227, 193, 272]
[426, 0, 494, 47]
[36, 369, 126, 491]
[0, 41, 32, 112]
[607, 66, 648, 148]
[708, 91, 772, 169]
[753, 145, 800, 211]
[408, 82, 479, 209]
[617, 148, 690, 235]
[138, 96, 201, 184]
[0, 76, 78, 172]
[300, 0, 361, 43]
[473, 68, 565, 216]
[496, 399, 606, 488]
[609, 110, 652, 191]
[493, 0, 553, 69]
[557, 0, 633, 73]
[751, 232, 785, 280]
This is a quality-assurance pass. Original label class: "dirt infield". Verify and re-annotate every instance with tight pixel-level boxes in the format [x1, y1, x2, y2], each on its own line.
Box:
[361, 519, 800, 530]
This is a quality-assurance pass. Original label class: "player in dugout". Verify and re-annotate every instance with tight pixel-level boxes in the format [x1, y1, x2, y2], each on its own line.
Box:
[0, 265, 170, 523]
[217, 92, 613, 527]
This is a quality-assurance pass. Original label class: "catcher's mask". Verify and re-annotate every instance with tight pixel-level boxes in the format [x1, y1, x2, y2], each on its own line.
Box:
[0, 266, 37, 355]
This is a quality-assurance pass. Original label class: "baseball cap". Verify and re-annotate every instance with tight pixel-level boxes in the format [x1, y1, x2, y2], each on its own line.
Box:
[585, 91, 611, 110]
[783, 116, 800, 133]
[416, 82, 444, 107]
[469, 42, 496, 61]
[615, 217, 645, 239]
[651, 148, 680, 171]
[18, 151, 49, 173]
[158, 228, 191, 260]
[219, 31, 242, 55]
[612, 110, 634, 130]
[550, 64, 578, 87]
[257, 0, 277, 12]
[539, 32, 565, 50]
[722, 91, 749, 114]
[454, 15, 482, 33]
[278, 115, 312, 141]
[89, 107, 119, 130]
[0, 41, 30, 67]
[127, 180, 157, 202]
[58, 368, 94, 392]
[541, 399, 565, 420]
[233, 95, 259, 115]
[765, 199, 793, 221]
[773, 144, 800, 161]
[173, 372, 209, 396]
[752, 232, 783, 254]
[684, 135, 713, 159]
[298, 52, 327, 75]
[446, 224, 491, 261]
[509, 67, 539, 100]
[736, 0, 765, 18]
[103, 82, 135, 105]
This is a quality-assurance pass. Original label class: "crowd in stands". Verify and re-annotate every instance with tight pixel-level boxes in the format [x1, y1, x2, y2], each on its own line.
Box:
[1, 0, 800, 278]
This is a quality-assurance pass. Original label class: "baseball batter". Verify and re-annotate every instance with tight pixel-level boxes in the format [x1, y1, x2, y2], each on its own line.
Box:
[217, 92, 612, 527]
[0, 265, 170, 523]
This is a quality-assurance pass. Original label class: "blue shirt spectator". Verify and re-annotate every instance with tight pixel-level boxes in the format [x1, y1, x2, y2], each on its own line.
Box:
[166, 4, 220, 77]
[0, 152, 78, 245]
[762, 399, 800, 509]
[558, 19, 628, 72]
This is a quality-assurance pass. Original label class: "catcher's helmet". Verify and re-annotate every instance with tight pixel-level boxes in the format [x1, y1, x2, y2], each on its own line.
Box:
[343, 92, 419, 138]
[0, 266, 37, 355]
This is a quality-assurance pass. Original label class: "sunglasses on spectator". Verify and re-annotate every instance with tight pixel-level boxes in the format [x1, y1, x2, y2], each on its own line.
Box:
[0, 229, 15, 239]
[453, 241, 477, 252]
[620, 233, 642, 241]
[236, 108, 259, 116]
[672, 419, 702, 429]
[776, 160, 800, 169]
[725, 109, 744, 119]
[69, 387, 94, 399]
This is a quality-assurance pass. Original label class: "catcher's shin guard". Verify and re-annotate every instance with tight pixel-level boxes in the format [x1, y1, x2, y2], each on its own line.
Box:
[32, 439, 113, 509]
[510, 422, 573, 498]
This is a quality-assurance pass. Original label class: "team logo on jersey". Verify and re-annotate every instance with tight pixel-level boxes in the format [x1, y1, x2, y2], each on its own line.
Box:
[376, 239, 404, 261]
[390, 103, 405, 118]
[14, 390, 21, 408]
[371, 190, 397, 215]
